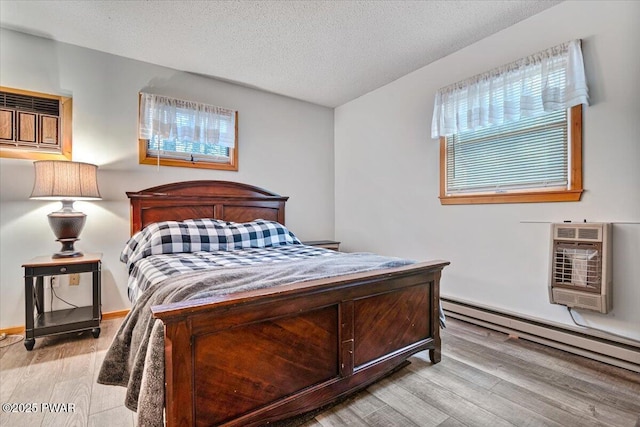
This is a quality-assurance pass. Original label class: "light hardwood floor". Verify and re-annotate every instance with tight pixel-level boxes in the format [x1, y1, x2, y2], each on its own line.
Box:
[1, 317, 638, 426]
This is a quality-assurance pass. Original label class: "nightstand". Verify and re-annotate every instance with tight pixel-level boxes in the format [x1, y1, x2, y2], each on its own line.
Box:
[22, 253, 102, 351]
[302, 240, 341, 251]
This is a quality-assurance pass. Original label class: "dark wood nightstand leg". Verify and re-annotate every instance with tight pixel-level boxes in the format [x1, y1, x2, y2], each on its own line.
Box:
[92, 265, 101, 322]
[24, 275, 35, 351]
[91, 262, 101, 338]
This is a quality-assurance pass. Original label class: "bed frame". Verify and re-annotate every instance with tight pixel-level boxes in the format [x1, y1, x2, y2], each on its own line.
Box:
[127, 180, 449, 427]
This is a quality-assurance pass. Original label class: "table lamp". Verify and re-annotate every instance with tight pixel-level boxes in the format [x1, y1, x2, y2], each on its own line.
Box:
[30, 160, 101, 258]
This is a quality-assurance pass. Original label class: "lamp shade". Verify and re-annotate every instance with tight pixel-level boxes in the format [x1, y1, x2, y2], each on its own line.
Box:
[30, 161, 101, 258]
[30, 160, 101, 200]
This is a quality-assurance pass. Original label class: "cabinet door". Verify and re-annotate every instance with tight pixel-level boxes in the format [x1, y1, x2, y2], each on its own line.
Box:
[0, 109, 14, 141]
[17, 111, 37, 144]
[40, 115, 59, 146]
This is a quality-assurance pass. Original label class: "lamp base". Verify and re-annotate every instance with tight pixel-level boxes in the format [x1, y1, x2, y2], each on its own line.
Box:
[52, 238, 83, 258]
[48, 201, 86, 258]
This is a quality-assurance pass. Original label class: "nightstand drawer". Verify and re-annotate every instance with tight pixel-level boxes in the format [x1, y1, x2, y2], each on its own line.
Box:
[24, 262, 99, 276]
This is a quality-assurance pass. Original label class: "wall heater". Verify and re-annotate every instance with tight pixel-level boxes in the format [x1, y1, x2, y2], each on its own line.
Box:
[549, 222, 612, 313]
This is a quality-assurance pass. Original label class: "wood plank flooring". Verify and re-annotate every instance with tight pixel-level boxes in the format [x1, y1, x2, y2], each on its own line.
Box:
[1, 317, 638, 426]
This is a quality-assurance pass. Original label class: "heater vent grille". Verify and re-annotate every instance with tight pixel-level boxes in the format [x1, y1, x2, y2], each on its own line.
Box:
[557, 227, 576, 239]
[549, 223, 611, 313]
[0, 91, 59, 116]
[578, 228, 600, 240]
[552, 242, 602, 293]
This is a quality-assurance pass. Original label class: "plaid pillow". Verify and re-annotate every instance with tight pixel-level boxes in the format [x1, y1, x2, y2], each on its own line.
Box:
[120, 219, 230, 268]
[226, 219, 301, 249]
[120, 218, 301, 268]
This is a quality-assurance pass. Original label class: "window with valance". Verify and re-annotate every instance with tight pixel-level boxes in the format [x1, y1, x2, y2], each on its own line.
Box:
[138, 93, 238, 171]
[431, 40, 588, 204]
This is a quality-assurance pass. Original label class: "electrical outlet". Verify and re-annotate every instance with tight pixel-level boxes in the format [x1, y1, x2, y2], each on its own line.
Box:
[68, 273, 80, 286]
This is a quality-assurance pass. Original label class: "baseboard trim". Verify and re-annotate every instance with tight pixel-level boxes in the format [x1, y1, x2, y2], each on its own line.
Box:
[0, 308, 130, 335]
[102, 309, 130, 320]
[441, 297, 640, 373]
[0, 325, 25, 336]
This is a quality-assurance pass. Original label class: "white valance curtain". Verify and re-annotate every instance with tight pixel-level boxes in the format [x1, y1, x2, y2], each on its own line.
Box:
[139, 93, 236, 148]
[431, 39, 588, 139]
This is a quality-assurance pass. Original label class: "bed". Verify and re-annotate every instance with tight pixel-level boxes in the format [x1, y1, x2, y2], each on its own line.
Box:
[100, 180, 449, 426]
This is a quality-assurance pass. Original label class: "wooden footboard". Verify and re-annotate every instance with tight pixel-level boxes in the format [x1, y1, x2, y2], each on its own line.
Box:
[152, 260, 448, 427]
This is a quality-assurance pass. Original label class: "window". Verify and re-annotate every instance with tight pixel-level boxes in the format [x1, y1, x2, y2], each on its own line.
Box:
[0, 87, 72, 161]
[138, 93, 238, 171]
[432, 40, 588, 205]
[440, 105, 582, 204]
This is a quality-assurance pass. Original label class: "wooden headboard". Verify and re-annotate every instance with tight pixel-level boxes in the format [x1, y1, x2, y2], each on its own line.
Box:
[126, 181, 289, 235]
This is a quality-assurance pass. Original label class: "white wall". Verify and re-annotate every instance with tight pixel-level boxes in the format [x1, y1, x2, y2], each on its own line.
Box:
[0, 29, 335, 328]
[335, 1, 640, 340]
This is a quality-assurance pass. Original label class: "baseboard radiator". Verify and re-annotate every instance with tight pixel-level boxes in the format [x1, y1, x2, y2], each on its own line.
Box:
[441, 297, 640, 373]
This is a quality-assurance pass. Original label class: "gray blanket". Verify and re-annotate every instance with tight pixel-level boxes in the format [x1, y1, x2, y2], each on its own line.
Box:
[97, 252, 414, 426]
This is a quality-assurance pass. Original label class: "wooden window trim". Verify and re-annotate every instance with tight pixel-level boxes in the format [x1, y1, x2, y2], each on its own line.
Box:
[439, 105, 583, 205]
[0, 86, 72, 161]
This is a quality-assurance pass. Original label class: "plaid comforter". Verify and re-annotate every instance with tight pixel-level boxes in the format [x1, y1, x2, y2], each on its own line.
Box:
[127, 244, 339, 302]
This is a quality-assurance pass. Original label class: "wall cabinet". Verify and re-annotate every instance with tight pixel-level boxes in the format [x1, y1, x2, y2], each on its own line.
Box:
[1, 105, 59, 147]
[0, 87, 71, 161]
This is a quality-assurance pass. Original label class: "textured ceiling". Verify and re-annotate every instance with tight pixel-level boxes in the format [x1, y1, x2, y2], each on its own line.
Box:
[0, 1, 561, 107]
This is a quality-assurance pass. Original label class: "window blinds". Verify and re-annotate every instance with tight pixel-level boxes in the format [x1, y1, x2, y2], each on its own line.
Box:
[446, 109, 568, 193]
